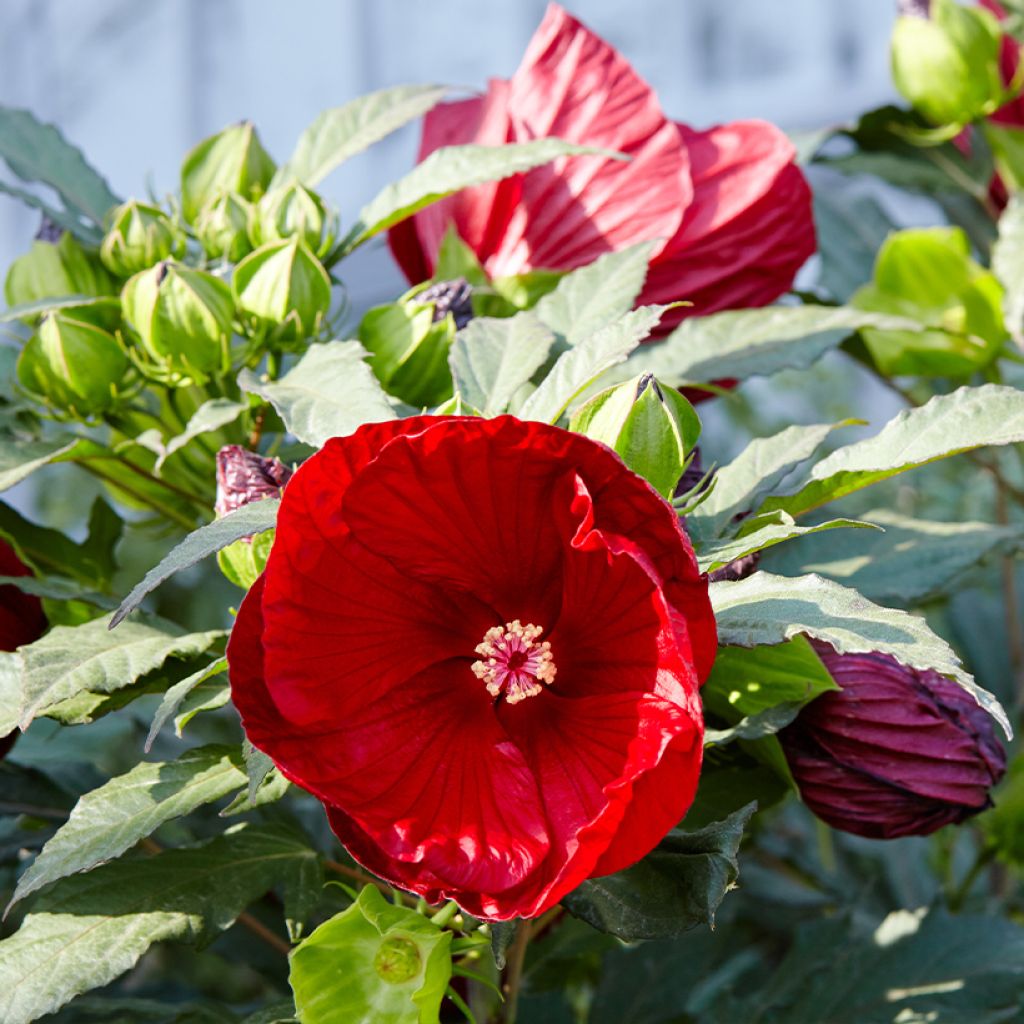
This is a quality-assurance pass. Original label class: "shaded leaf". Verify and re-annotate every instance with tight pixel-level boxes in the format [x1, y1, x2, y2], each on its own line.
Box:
[145, 659, 227, 752]
[992, 192, 1024, 348]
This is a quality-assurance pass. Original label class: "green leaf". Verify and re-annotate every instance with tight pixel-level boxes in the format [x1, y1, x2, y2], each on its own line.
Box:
[704, 702, 806, 746]
[762, 384, 1024, 519]
[174, 676, 231, 735]
[239, 340, 395, 448]
[18, 616, 225, 728]
[289, 885, 452, 1024]
[112, 500, 279, 627]
[0, 824, 317, 1024]
[518, 305, 665, 423]
[535, 242, 653, 345]
[145, 658, 227, 752]
[992, 192, 1024, 348]
[9, 745, 249, 907]
[710, 571, 1010, 737]
[686, 422, 852, 542]
[279, 85, 448, 187]
[0, 106, 120, 224]
[626, 305, 927, 385]
[696, 514, 877, 573]
[0, 180, 104, 245]
[563, 804, 755, 941]
[151, 399, 247, 471]
[0, 293, 117, 324]
[489, 920, 519, 970]
[242, 739, 274, 804]
[762, 508, 1024, 603]
[0, 436, 79, 493]
[337, 139, 618, 254]
[448, 311, 555, 415]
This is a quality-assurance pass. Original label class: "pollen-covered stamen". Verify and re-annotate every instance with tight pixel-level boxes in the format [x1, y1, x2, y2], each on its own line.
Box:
[471, 619, 556, 704]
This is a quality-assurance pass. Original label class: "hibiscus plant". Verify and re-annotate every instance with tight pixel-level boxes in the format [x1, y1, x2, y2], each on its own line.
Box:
[2, 4, 1024, 1023]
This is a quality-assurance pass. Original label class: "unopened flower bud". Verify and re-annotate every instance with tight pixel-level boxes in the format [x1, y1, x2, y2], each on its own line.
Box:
[100, 201, 185, 278]
[416, 277, 474, 330]
[233, 239, 331, 345]
[780, 643, 1007, 839]
[195, 191, 254, 263]
[215, 444, 293, 518]
[17, 312, 128, 417]
[121, 262, 235, 382]
[5, 229, 116, 310]
[569, 373, 701, 497]
[250, 182, 338, 258]
[180, 121, 276, 224]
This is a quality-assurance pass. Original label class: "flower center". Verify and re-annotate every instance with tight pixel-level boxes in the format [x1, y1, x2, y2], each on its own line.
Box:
[471, 620, 556, 704]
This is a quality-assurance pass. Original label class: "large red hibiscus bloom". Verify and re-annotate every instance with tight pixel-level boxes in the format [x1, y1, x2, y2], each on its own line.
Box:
[389, 4, 815, 326]
[227, 416, 715, 919]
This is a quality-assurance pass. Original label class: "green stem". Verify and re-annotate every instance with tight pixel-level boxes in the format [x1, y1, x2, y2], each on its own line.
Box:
[948, 845, 996, 912]
[76, 461, 198, 532]
[500, 920, 533, 1024]
[429, 901, 459, 928]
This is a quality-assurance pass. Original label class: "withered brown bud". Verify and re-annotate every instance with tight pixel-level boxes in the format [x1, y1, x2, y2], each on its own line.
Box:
[215, 445, 293, 518]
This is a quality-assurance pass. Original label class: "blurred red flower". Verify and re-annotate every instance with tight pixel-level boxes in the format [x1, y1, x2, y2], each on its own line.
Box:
[389, 4, 815, 329]
[227, 416, 715, 919]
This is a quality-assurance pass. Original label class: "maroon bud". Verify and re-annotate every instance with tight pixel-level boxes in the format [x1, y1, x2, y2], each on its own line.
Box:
[708, 550, 760, 583]
[215, 445, 293, 519]
[897, 0, 930, 17]
[780, 642, 1006, 839]
[416, 278, 474, 330]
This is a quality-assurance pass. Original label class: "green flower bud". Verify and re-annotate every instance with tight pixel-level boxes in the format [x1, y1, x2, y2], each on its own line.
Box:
[181, 121, 276, 223]
[891, 0, 1003, 126]
[570, 373, 701, 498]
[233, 239, 331, 345]
[195, 191, 254, 263]
[17, 312, 128, 417]
[122, 262, 235, 382]
[100, 201, 186, 278]
[5, 231, 116, 309]
[250, 182, 338, 258]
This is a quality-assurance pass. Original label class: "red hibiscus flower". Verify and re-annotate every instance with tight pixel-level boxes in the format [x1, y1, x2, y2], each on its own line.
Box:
[389, 4, 815, 329]
[227, 415, 715, 919]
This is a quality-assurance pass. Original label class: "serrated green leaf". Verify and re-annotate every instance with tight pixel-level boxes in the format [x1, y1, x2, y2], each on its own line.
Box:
[761, 508, 1024, 603]
[518, 305, 665, 423]
[0, 180, 104, 245]
[0, 293, 117, 324]
[337, 139, 618, 254]
[535, 242, 653, 345]
[0, 824, 317, 1024]
[145, 658, 227, 752]
[0, 106, 120, 224]
[9, 745, 249, 907]
[0, 436, 80, 493]
[18, 616, 225, 728]
[762, 384, 1024, 519]
[710, 571, 1010, 737]
[239, 340, 395, 448]
[174, 676, 231, 735]
[992, 192, 1024, 348]
[448, 312, 554, 415]
[153, 399, 247, 471]
[112, 501, 279, 627]
[627, 305, 928, 385]
[563, 804, 755, 941]
[279, 84, 448, 188]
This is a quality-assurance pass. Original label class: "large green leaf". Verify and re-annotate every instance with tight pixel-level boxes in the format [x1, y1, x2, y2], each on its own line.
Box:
[0, 293, 116, 324]
[0, 106, 119, 225]
[145, 658, 227, 752]
[762, 508, 1024, 603]
[0, 825, 318, 1024]
[0, 180, 104, 245]
[10, 746, 248, 907]
[239, 340, 395, 448]
[289, 885, 452, 1024]
[448, 312, 554, 415]
[535, 242, 653, 345]
[336, 139, 616, 254]
[278, 84, 447, 187]
[563, 804, 755, 940]
[0, 436, 79, 493]
[625, 305, 926, 385]
[518, 305, 665, 423]
[18, 616, 225, 727]
[112, 500, 279, 626]
[710, 571, 1009, 736]
[992, 192, 1024, 348]
[763, 384, 1024, 518]
[146, 399, 247, 472]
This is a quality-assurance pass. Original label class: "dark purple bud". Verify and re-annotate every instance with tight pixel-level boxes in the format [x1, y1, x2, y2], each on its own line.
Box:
[215, 445, 293, 519]
[897, 0, 930, 16]
[35, 216, 64, 244]
[780, 642, 1006, 839]
[416, 278, 474, 330]
[708, 550, 760, 583]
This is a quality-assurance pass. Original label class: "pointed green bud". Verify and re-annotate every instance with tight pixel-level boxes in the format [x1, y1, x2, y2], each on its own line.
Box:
[5, 231, 116, 309]
[181, 121, 276, 223]
[570, 373, 701, 498]
[250, 182, 338, 258]
[99, 201, 185, 278]
[891, 0, 1003, 126]
[195, 191, 254, 263]
[17, 312, 128, 417]
[122, 262, 235, 382]
[233, 239, 331, 345]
